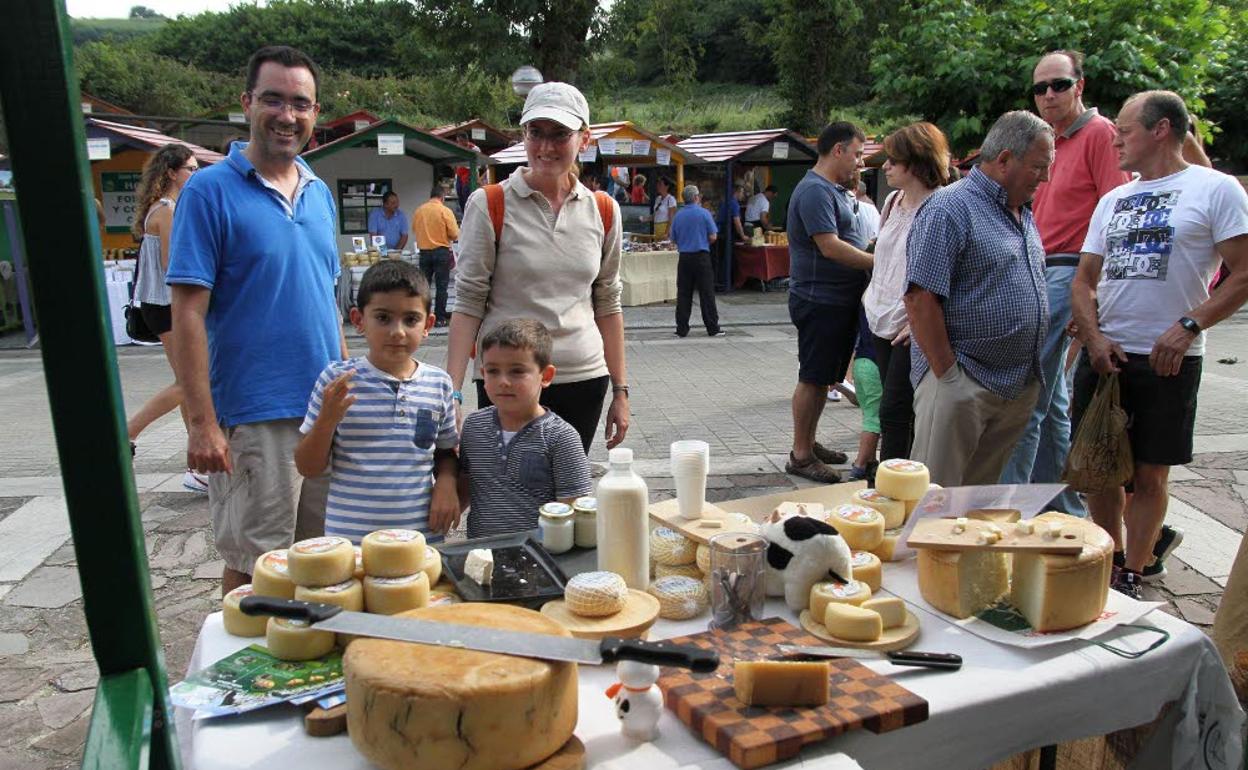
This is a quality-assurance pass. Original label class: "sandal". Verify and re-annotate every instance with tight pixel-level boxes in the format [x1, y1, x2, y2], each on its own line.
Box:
[785, 453, 843, 484]
[812, 442, 848, 465]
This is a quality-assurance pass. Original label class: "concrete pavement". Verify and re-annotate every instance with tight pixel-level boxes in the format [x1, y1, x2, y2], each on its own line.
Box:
[0, 295, 1245, 767]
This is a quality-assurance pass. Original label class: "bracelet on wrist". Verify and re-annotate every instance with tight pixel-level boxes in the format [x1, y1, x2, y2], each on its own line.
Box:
[612, 384, 630, 397]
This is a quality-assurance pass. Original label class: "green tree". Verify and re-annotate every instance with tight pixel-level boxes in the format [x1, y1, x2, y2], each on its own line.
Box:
[764, 0, 863, 133]
[1204, 8, 1248, 169]
[129, 5, 165, 19]
[870, 0, 1229, 152]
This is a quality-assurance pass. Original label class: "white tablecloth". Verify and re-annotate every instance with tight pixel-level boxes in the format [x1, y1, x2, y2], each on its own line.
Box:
[177, 559, 1243, 770]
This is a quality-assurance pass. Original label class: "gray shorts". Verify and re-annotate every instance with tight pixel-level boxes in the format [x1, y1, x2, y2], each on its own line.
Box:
[209, 418, 329, 574]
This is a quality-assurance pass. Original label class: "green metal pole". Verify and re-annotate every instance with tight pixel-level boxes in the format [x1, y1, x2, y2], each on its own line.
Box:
[0, 2, 179, 768]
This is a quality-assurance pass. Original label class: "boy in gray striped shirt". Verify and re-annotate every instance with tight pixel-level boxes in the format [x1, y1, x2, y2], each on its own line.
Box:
[459, 320, 593, 538]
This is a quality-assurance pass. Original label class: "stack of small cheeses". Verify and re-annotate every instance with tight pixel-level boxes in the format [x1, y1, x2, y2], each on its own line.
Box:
[648, 526, 713, 619]
[222, 530, 447, 660]
[851, 459, 939, 562]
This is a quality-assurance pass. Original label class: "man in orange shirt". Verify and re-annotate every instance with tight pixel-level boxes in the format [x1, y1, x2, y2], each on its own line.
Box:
[411, 184, 460, 326]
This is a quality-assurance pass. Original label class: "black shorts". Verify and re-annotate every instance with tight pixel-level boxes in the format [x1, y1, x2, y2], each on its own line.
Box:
[788, 294, 857, 387]
[1071, 351, 1202, 467]
[140, 302, 172, 337]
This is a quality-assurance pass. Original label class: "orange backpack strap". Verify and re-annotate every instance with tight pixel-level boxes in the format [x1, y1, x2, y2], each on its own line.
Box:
[594, 190, 614, 248]
[484, 183, 505, 244]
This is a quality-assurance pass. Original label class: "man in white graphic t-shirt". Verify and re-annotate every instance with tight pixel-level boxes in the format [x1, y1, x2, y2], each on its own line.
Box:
[1071, 90, 1248, 599]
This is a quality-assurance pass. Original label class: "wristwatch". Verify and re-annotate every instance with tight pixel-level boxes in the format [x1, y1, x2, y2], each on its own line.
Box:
[451, 390, 464, 404]
[1178, 316, 1202, 334]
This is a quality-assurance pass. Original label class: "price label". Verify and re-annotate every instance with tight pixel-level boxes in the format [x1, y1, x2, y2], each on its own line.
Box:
[598, 139, 617, 155]
[579, 145, 599, 163]
[86, 137, 111, 160]
[631, 139, 651, 156]
[377, 134, 405, 155]
[352, 236, 368, 254]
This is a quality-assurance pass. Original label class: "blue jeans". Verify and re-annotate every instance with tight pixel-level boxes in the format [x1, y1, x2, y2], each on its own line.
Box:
[999, 263, 1087, 516]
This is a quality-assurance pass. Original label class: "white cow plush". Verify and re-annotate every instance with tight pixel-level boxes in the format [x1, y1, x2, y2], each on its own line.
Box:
[763, 510, 854, 611]
[607, 661, 662, 741]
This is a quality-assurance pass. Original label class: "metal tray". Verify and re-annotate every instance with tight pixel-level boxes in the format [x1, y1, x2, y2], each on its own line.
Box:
[438, 532, 569, 608]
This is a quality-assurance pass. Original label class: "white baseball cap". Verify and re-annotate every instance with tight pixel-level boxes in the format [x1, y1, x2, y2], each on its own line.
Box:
[520, 82, 590, 131]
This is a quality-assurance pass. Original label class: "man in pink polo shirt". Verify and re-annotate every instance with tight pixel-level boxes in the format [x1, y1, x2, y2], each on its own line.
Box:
[1000, 50, 1129, 514]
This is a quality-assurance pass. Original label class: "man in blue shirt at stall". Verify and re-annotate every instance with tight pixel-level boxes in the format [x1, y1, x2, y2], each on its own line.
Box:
[670, 184, 723, 337]
[367, 190, 409, 250]
[167, 45, 347, 595]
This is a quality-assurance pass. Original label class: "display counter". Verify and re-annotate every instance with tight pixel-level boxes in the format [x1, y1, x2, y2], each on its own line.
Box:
[620, 249, 678, 306]
[734, 245, 789, 290]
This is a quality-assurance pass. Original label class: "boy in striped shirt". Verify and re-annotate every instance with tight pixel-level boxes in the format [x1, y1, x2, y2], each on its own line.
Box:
[295, 261, 459, 543]
[459, 320, 593, 538]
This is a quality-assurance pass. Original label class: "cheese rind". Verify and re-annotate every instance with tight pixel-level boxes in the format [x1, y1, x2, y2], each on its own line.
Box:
[422, 545, 442, 586]
[222, 584, 268, 637]
[252, 549, 295, 599]
[733, 660, 829, 707]
[917, 549, 1009, 619]
[695, 544, 711, 574]
[464, 549, 494, 586]
[830, 504, 886, 551]
[1009, 512, 1112, 632]
[861, 597, 906, 629]
[563, 571, 628, 617]
[823, 603, 883, 642]
[648, 576, 708, 619]
[361, 529, 427, 578]
[353, 546, 365, 581]
[849, 551, 882, 593]
[809, 580, 872, 619]
[294, 578, 365, 612]
[650, 527, 697, 566]
[345, 604, 577, 770]
[287, 537, 356, 587]
[876, 459, 930, 501]
[363, 572, 430, 615]
[851, 489, 906, 530]
[266, 617, 335, 661]
[867, 528, 904, 562]
[904, 483, 943, 517]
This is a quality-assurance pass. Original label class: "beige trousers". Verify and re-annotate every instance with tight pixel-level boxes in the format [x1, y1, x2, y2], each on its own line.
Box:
[911, 364, 1040, 487]
[209, 418, 329, 574]
[1212, 531, 1248, 678]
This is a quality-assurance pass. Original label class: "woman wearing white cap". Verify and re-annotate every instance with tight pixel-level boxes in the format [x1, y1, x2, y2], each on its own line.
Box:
[446, 81, 630, 454]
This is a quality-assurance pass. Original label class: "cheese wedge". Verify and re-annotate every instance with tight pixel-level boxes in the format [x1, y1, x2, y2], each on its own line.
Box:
[917, 549, 1009, 619]
[733, 660, 830, 706]
[861, 597, 906, 629]
[823, 603, 883, 642]
[1009, 512, 1113, 632]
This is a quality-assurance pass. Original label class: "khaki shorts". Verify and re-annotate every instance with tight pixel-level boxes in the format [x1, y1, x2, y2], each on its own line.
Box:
[209, 418, 329, 574]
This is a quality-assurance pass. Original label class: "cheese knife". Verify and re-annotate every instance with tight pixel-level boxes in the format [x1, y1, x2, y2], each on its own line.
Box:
[777, 644, 962, 671]
[242, 596, 719, 672]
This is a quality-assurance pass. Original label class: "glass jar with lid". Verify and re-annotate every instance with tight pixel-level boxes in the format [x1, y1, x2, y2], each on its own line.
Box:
[572, 496, 598, 548]
[538, 502, 575, 554]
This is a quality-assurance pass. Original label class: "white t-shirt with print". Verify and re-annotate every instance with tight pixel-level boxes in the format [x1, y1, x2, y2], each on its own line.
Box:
[653, 193, 678, 224]
[744, 193, 770, 222]
[1081, 165, 1248, 356]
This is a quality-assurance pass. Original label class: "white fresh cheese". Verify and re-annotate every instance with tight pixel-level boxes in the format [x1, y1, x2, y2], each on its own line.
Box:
[464, 548, 494, 586]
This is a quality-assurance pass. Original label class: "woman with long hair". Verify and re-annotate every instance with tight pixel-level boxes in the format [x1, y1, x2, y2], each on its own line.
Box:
[861, 122, 952, 461]
[126, 143, 206, 492]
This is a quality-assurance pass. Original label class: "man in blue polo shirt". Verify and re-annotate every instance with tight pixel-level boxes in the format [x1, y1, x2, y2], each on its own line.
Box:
[367, 191, 409, 250]
[168, 45, 347, 594]
[669, 184, 722, 337]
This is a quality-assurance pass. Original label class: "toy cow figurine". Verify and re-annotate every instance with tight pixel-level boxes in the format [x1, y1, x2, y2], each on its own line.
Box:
[606, 660, 662, 740]
[763, 507, 853, 611]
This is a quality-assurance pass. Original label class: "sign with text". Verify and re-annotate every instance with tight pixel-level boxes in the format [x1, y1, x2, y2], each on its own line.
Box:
[471, 128, 486, 141]
[87, 137, 111, 161]
[579, 145, 599, 163]
[772, 142, 789, 160]
[631, 139, 652, 157]
[100, 171, 140, 233]
[229, 112, 246, 124]
[597, 138, 619, 156]
[655, 149, 671, 166]
[377, 134, 405, 155]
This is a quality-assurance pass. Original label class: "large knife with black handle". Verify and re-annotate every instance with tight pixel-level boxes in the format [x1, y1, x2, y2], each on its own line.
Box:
[241, 596, 720, 672]
[777, 644, 962, 670]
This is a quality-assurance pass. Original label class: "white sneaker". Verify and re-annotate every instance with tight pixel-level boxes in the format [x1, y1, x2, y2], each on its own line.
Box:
[827, 389, 842, 402]
[182, 470, 209, 494]
[834, 381, 859, 406]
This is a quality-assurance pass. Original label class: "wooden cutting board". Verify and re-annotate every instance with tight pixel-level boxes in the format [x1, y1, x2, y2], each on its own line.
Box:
[657, 617, 928, 769]
[649, 482, 866, 545]
[906, 517, 1084, 555]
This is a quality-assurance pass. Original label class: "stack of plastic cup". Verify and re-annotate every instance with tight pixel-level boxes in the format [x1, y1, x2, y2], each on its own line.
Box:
[670, 440, 710, 520]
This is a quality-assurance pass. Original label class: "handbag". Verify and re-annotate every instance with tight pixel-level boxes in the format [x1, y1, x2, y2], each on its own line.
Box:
[124, 301, 159, 344]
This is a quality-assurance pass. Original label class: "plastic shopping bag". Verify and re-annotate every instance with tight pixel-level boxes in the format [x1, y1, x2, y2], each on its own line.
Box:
[1062, 372, 1133, 493]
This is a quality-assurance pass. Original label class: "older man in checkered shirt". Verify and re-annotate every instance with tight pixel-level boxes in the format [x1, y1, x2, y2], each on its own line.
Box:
[903, 111, 1054, 486]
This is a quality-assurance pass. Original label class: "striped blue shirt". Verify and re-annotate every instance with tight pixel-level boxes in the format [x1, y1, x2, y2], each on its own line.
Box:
[460, 407, 593, 539]
[300, 357, 458, 544]
[906, 168, 1049, 399]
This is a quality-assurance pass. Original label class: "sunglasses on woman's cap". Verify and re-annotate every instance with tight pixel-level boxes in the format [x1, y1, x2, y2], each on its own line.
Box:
[1031, 77, 1077, 96]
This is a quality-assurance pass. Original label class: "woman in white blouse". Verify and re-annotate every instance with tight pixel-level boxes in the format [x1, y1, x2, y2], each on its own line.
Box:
[651, 176, 678, 239]
[862, 122, 952, 461]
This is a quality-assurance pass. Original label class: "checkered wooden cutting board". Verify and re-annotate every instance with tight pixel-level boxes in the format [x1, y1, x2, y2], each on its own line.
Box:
[657, 617, 928, 769]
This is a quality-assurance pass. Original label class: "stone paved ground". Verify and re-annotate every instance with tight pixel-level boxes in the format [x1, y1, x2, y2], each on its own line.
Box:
[0, 296, 1245, 768]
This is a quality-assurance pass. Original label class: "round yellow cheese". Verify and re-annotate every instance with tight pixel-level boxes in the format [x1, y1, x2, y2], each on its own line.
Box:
[287, 537, 356, 587]
[830, 504, 886, 551]
[353, 546, 365, 581]
[849, 551, 882, 593]
[422, 545, 442, 586]
[824, 603, 883, 642]
[266, 617, 335, 661]
[867, 528, 905, 562]
[654, 562, 703, 580]
[809, 580, 872, 619]
[648, 576, 709, 619]
[222, 584, 267, 637]
[650, 527, 697, 566]
[695, 544, 711, 574]
[345, 604, 577, 770]
[363, 572, 430, 615]
[851, 488, 906, 529]
[876, 459, 931, 501]
[252, 549, 295, 599]
[362, 529, 427, 578]
[563, 571, 628, 617]
[904, 483, 943, 518]
[295, 578, 365, 612]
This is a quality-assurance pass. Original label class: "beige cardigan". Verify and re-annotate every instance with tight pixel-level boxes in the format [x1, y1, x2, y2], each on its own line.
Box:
[453, 167, 623, 383]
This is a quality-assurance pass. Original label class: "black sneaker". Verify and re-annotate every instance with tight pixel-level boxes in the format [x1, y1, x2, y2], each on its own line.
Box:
[1142, 525, 1184, 582]
[1110, 567, 1144, 601]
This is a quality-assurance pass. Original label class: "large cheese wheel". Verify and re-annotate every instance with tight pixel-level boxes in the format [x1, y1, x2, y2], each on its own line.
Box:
[851, 489, 906, 529]
[295, 578, 365, 612]
[363, 572, 430, 615]
[422, 546, 443, 586]
[650, 527, 697, 566]
[830, 504, 886, 551]
[648, 576, 708, 619]
[252, 549, 295, 599]
[362, 529, 427, 578]
[222, 584, 268, 638]
[266, 617, 335, 661]
[564, 571, 628, 617]
[287, 537, 356, 587]
[849, 551, 882, 593]
[345, 604, 577, 770]
[876, 459, 930, 501]
[917, 549, 1009, 619]
[1009, 512, 1113, 632]
[809, 580, 872, 619]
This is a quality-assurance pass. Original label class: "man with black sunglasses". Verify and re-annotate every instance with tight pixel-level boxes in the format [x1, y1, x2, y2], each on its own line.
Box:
[999, 50, 1129, 517]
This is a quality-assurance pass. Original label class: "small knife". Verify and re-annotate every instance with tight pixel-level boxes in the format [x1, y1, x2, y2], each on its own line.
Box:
[242, 596, 719, 672]
[777, 644, 962, 671]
